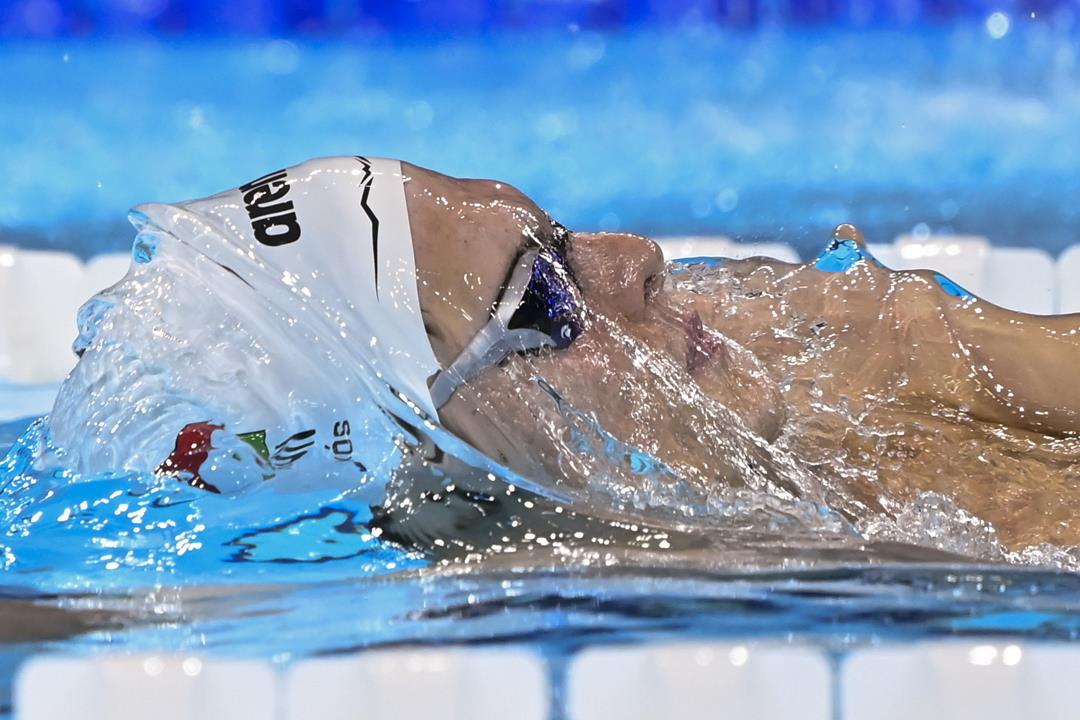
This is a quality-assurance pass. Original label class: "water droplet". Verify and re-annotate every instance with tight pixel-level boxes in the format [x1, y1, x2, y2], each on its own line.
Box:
[986, 12, 1010, 39]
[715, 187, 739, 213]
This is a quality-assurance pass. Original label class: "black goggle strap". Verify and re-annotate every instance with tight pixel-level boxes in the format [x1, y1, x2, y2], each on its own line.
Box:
[429, 250, 555, 410]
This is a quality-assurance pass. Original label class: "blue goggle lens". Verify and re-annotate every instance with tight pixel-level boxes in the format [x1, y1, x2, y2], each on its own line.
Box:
[508, 251, 581, 348]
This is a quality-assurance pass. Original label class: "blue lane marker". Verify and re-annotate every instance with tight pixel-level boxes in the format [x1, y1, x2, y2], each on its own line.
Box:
[946, 610, 1056, 632]
[814, 238, 866, 273]
[933, 272, 974, 300]
[670, 256, 725, 268]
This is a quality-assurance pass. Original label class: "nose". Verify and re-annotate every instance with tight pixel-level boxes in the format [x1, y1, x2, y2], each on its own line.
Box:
[567, 231, 665, 320]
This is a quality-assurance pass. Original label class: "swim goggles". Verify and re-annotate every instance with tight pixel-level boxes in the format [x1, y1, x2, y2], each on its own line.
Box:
[429, 246, 582, 409]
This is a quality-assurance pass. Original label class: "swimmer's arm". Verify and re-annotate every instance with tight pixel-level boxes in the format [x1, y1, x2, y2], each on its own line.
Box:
[941, 292, 1080, 434]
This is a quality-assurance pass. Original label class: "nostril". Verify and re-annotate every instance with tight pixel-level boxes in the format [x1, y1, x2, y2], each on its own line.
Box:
[641, 237, 665, 277]
[644, 271, 664, 298]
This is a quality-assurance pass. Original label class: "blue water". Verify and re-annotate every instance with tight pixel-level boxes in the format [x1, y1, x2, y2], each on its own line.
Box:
[4, 405, 1080, 720]
[2, 0, 1059, 38]
[3, 400, 1080, 654]
[4, 23, 1080, 260]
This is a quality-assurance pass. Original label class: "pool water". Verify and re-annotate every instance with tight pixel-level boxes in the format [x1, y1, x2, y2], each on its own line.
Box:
[6, 405, 1080, 656]
[5, 20, 1080, 718]
[4, 23, 1080, 259]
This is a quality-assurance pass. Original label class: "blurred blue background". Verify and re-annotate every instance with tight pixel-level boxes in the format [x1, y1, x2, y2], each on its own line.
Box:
[1, 1, 1073, 35]
[2, 0, 1079, 258]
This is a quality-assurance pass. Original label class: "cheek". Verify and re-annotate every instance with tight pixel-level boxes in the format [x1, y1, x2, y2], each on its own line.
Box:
[514, 336, 649, 435]
[437, 325, 665, 450]
[440, 339, 614, 431]
[528, 335, 622, 390]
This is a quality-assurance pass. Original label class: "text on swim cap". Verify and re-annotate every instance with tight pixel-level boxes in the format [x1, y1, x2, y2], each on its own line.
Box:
[240, 168, 302, 247]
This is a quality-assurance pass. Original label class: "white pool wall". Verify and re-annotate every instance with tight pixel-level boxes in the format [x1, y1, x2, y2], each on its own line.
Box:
[17, 640, 1080, 719]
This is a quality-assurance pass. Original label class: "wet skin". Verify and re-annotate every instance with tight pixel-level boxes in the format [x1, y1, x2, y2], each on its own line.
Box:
[401, 162, 1080, 549]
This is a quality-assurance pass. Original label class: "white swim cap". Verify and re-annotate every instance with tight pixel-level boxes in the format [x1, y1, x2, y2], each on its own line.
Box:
[135, 156, 440, 418]
[51, 156, 441, 495]
[51, 155, 571, 500]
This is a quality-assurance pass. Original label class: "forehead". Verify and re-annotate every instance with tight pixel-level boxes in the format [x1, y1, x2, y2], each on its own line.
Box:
[402, 162, 555, 358]
[409, 166, 551, 276]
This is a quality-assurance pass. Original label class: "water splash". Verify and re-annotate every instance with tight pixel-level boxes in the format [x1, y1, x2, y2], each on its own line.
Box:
[4, 221, 1080, 607]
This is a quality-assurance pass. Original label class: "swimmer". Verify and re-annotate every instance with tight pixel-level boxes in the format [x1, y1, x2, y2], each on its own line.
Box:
[404, 160, 1080, 550]
[53, 156, 1080, 551]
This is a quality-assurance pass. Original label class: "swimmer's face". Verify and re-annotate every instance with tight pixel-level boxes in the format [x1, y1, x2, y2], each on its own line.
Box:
[403, 162, 665, 366]
[402, 164, 798, 490]
[403, 162, 710, 481]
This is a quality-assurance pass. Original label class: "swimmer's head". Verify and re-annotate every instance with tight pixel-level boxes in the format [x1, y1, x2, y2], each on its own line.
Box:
[125, 157, 663, 419]
[403, 164, 664, 370]
[54, 157, 448, 489]
[130, 157, 444, 417]
[51, 155, 668, 493]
